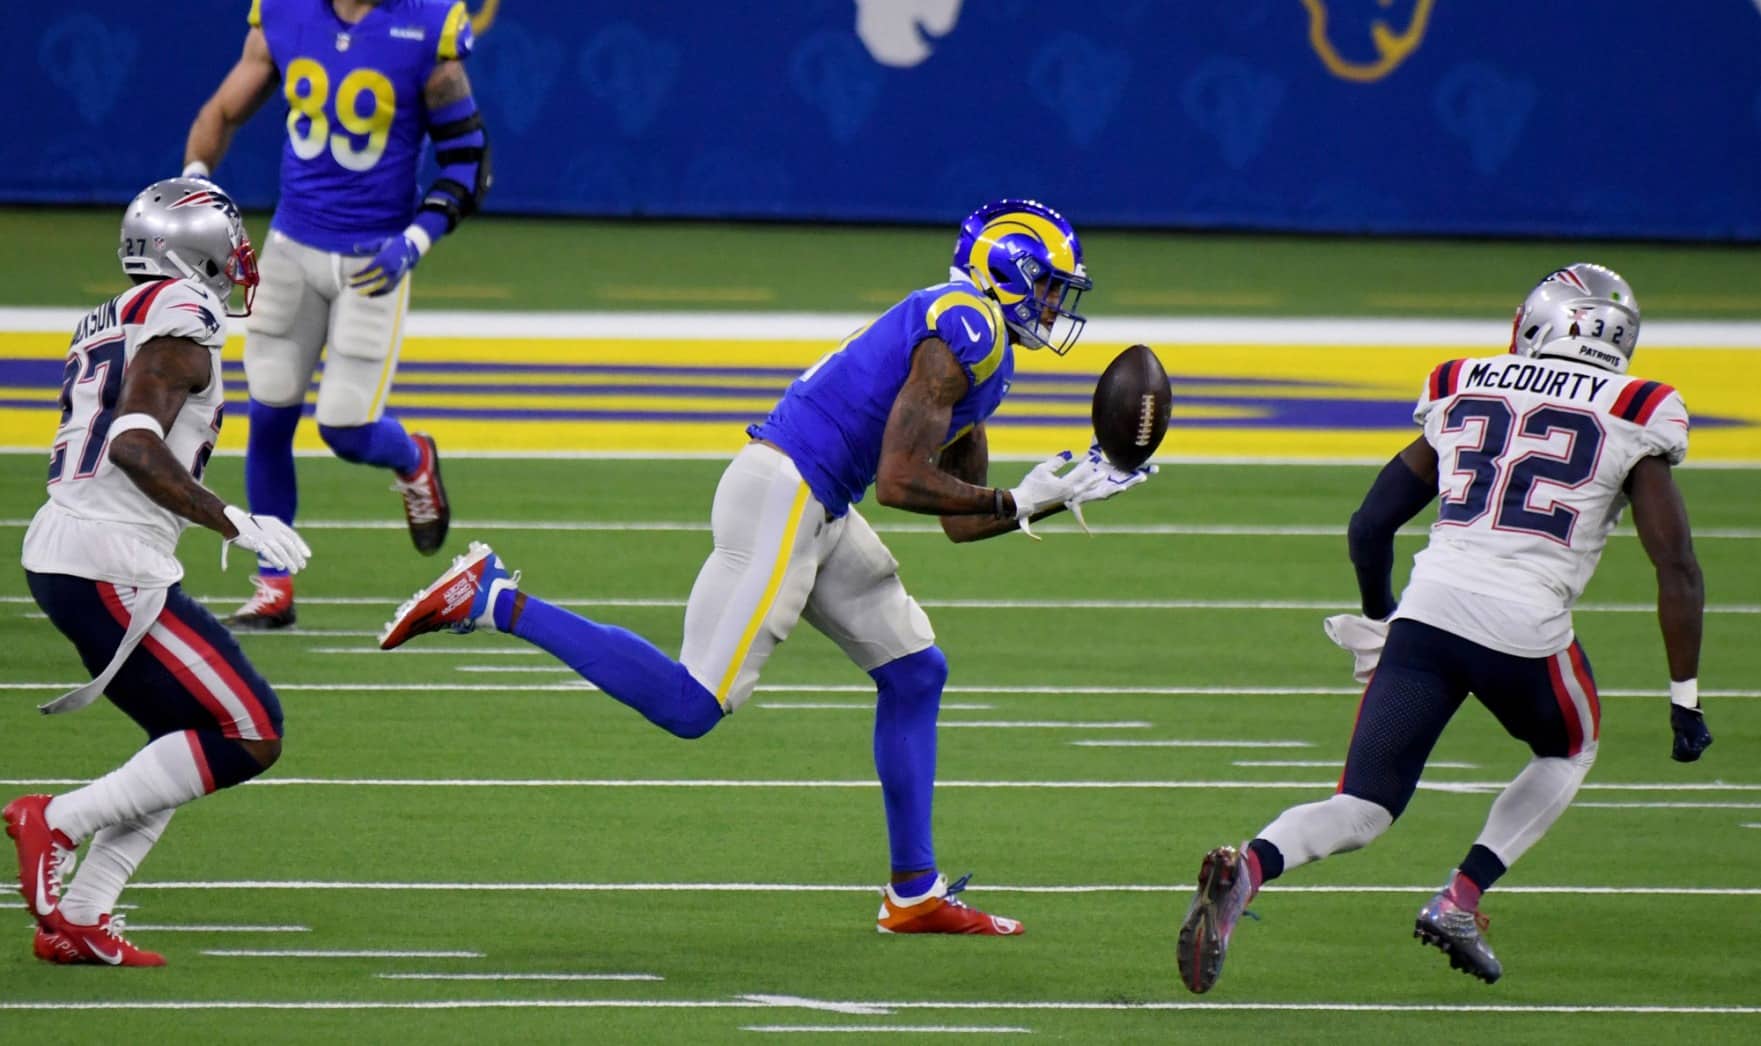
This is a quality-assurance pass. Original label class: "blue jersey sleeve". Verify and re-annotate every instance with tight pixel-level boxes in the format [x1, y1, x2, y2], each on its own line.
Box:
[433, 1, 474, 61]
[922, 288, 1007, 387]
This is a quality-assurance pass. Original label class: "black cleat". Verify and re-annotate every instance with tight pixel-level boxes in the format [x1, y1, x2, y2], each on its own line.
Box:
[1415, 890, 1502, 984]
[393, 432, 450, 555]
[1177, 845, 1253, 994]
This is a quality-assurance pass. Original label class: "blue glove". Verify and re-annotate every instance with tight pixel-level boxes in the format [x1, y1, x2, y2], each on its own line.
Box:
[349, 232, 423, 297]
[1670, 704, 1712, 763]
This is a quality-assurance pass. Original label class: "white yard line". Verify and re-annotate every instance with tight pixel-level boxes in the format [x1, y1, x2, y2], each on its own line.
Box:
[0, 998, 1752, 1014]
[1576, 802, 1761, 810]
[2, 519, 1760, 538]
[741, 1026, 1031, 1035]
[124, 925, 310, 933]
[1232, 760, 1479, 770]
[1, 776, 1755, 793]
[7, 681, 1761, 699]
[378, 972, 663, 982]
[1071, 740, 1311, 749]
[202, 943, 482, 950]
[97, 880, 1761, 897]
[941, 721, 1152, 729]
[757, 701, 995, 711]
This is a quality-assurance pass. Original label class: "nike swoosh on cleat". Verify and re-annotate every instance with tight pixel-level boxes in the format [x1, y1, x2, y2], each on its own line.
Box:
[87, 941, 123, 965]
[32, 858, 53, 916]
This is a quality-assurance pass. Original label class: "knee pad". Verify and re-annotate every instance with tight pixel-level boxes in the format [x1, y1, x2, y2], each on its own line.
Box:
[872, 645, 949, 702]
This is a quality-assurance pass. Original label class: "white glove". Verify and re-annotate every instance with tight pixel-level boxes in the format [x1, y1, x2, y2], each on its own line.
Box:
[221, 505, 312, 574]
[1007, 451, 1083, 539]
[1064, 444, 1157, 534]
[1323, 614, 1390, 684]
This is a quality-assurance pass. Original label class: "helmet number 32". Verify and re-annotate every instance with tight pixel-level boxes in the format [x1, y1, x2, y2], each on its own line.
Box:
[284, 58, 396, 172]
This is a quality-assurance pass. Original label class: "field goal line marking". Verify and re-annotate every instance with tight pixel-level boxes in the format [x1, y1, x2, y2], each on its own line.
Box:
[101, 880, 1761, 897]
[0, 998, 1753, 1015]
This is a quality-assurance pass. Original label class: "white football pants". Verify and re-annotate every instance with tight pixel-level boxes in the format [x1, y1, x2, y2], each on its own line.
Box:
[680, 442, 936, 711]
[243, 229, 412, 426]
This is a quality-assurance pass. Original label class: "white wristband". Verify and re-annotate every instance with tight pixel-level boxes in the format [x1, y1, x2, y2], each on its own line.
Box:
[109, 413, 166, 441]
[403, 223, 434, 257]
[182, 161, 211, 179]
[1669, 678, 1699, 709]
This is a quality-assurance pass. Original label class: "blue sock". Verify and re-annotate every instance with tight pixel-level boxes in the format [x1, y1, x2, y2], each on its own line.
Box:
[244, 399, 302, 577]
[892, 870, 939, 898]
[317, 417, 421, 474]
[871, 646, 948, 875]
[512, 594, 723, 739]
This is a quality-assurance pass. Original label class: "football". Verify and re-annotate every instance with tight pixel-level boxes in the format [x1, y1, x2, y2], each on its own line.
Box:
[1090, 343, 1172, 470]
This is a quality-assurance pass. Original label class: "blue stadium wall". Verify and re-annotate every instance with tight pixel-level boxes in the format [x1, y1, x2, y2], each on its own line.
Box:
[5, 1, 1760, 239]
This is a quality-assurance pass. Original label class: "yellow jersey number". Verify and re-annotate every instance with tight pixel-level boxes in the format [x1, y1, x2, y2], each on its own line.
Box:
[283, 58, 396, 172]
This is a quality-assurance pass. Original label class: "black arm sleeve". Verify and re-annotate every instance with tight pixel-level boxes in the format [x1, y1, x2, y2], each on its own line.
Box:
[1346, 454, 1437, 619]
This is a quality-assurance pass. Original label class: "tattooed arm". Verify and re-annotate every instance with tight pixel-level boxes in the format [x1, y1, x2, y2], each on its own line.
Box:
[874, 339, 1010, 518]
[937, 422, 1074, 543]
[106, 337, 238, 537]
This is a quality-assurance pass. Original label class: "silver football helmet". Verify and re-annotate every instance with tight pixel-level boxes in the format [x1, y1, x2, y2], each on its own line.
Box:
[118, 177, 260, 317]
[1509, 262, 1640, 374]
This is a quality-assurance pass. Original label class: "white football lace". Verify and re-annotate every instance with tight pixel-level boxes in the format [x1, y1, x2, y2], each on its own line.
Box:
[241, 574, 283, 612]
[50, 842, 77, 895]
[105, 913, 130, 938]
[392, 476, 440, 525]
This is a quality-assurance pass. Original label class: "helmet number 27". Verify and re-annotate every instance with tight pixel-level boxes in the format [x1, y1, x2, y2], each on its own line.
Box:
[283, 58, 396, 172]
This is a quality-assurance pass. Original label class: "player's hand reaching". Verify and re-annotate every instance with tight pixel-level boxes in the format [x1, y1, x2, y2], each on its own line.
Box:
[1064, 443, 1156, 534]
[221, 505, 312, 574]
[1007, 451, 1083, 539]
[349, 232, 424, 297]
[1670, 704, 1713, 762]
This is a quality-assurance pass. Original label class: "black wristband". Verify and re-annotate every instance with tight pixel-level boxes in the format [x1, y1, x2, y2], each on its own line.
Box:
[993, 487, 1007, 518]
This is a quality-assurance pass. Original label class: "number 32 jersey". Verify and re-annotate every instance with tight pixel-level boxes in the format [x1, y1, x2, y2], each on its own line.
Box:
[1394, 352, 1689, 657]
[253, 0, 474, 252]
[22, 279, 229, 588]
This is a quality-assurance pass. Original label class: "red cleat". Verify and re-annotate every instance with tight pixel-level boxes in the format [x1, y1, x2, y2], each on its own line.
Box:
[229, 574, 296, 630]
[40, 914, 164, 967]
[379, 542, 517, 650]
[3, 794, 76, 930]
[393, 432, 450, 556]
[876, 873, 1022, 936]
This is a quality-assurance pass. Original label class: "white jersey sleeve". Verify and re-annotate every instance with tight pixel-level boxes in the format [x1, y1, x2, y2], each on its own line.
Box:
[1629, 384, 1689, 465]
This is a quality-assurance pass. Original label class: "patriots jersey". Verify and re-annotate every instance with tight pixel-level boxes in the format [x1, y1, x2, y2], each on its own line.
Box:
[1394, 352, 1689, 656]
[21, 278, 230, 588]
[749, 277, 1015, 517]
[252, 0, 474, 252]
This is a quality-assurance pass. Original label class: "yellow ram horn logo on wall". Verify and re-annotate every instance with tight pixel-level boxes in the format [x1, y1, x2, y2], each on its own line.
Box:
[1301, 0, 1436, 83]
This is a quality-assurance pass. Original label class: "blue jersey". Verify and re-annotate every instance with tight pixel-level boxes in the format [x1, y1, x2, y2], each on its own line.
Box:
[251, 0, 474, 252]
[749, 280, 1015, 517]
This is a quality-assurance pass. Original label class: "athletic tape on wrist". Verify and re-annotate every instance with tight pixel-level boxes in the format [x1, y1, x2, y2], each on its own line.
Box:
[109, 413, 166, 440]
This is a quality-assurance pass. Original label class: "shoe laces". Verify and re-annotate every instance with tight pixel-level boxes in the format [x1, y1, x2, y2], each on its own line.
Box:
[49, 841, 77, 896]
[392, 473, 440, 525]
[942, 872, 974, 909]
[241, 575, 286, 612]
[103, 913, 132, 940]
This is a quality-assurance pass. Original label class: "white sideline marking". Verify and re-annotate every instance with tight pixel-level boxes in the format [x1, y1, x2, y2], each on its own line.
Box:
[757, 701, 995, 711]
[742, 1027, 1031, 1035]
[1234, 759, 1478, 769]
[203, 943, 482, 950]
[17, 592, 1761, 614]
[1577, 803, 1761, 810]
[741, 994, 890, 1016]
[3, 520, 1760, 539]
[1071, 740, 1311, 749]
[1742, 823, 1761, 829]
[9, 681, 1760, 700]
[4, 304, 1759, 344]
[103, 880, 1761, 898]
[942, 721, 1151, 729]
[126, 924, 309, 933]
[378, 972, 663, 983]
[2, 776, 1757, 793]
[0, 996, 1752, 1016]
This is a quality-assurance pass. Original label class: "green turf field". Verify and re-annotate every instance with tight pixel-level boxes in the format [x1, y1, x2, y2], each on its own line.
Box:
[1, 457, 1757, 1042]
[6, 207, 1761, 318]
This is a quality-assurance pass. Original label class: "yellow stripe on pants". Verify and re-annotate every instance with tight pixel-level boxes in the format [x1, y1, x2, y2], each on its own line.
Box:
[714, 481, 810, 705]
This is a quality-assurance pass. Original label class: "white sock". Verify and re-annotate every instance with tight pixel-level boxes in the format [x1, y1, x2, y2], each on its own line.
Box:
[58, 809, 174, 926]
[46, 732, 210, 844]
[1258, 793, 1393, 873]
[1472, 745, 1596, 866]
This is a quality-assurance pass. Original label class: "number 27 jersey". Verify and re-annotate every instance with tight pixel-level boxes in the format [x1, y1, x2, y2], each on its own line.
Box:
[21, 279, 229, 588]
[1398, 352, 1688, 656]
